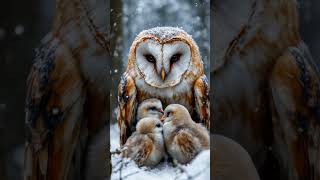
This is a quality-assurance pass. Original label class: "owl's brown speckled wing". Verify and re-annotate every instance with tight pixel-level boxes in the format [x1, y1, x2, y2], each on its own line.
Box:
[194, 74, 210, 129]
[270, 42, 320, 180]
[24, 36, 85, 180]
[117, 72, 137, 146]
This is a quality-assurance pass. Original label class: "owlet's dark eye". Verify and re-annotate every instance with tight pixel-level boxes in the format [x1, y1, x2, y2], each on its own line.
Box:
[144, 54, 156, 63]
[156, 123, 161, 128]
[170, 53, 181, 63]
[149, 106, 157, 111]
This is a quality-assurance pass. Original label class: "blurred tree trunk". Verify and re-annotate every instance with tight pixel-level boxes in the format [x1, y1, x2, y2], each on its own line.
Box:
[194, 0, 210, 77]
[299, 0, 320, 65]
[110, 0, 123, 123]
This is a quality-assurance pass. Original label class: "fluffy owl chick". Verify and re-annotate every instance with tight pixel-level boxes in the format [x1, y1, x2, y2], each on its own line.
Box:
[137, 98, 163, 120]
[121, 117, 165, 167]
[162, 104, 209, 164]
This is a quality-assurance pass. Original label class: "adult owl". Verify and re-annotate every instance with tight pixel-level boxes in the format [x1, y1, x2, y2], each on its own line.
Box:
[213, 0, 320, 180]
[24, 0, 109, 179]
[117, 27, 209, 146]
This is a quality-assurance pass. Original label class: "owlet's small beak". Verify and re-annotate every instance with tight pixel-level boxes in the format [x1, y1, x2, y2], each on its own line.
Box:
[160, 115, 165, 122]
[161, 68, 166, 81]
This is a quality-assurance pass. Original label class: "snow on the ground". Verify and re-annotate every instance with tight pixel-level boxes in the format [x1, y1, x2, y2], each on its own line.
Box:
[110, 124, 210, 180]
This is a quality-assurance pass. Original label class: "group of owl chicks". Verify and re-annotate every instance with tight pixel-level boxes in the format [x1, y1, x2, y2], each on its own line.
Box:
[120, 98, 209, 167]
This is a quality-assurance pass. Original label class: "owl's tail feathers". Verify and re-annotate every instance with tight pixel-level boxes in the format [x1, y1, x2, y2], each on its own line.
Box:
[24, 129, 49, 180]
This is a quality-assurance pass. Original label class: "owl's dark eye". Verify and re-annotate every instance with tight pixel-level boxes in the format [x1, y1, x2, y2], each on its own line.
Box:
[170, 53, 181, 63]
[144, 54, 156, 63]
[156, 123, 162, 128]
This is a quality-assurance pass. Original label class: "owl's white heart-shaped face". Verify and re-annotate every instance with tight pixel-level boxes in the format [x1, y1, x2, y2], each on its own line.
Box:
[135, 39, 191, 88]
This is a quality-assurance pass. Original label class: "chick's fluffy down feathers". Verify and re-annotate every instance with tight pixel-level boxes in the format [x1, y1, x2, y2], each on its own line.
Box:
[165, 124, 209, 164]
[163, 104, 209, 164]
[121, 118, 165, 167]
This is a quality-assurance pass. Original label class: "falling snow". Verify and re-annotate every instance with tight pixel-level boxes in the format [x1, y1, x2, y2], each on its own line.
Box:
[14, 25, 24, 36]
[0, 28, 6, 40]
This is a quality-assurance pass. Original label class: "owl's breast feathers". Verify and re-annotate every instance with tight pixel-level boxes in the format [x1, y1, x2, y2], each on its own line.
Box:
[134, 75, 194, 110]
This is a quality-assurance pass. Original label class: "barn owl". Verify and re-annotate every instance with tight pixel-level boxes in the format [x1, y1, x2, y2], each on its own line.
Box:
[213, 0, 320, 179]
[162, 104, 209, 164]
[24, 0, 109, 179]
[121, 117, 165, 167]
[118, 27, 210, 146]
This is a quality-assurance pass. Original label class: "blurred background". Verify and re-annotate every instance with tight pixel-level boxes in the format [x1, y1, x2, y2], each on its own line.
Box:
[0, 0, 55, 179]
[0, 0, 319, 179]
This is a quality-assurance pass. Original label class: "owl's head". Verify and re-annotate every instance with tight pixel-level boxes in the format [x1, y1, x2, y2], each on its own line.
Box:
[128, 27, 203, 88]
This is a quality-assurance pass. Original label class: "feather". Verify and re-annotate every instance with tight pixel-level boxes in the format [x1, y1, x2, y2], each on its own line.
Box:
[194, 75, 210, 129]
[270, 42, 320, 179]
[117, 72, 137, 146]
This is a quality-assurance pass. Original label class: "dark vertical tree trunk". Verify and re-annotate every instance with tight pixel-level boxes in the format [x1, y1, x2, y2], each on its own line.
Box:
[110, 0, 123, 123]
[299, 0, 320, 65]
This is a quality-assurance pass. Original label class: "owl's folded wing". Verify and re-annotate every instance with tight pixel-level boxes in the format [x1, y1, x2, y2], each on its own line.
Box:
[25, 37, 85, 179]
[194, 74, 210, 129]
[270, 42, 320, 179]
[117, 72, 137, 146]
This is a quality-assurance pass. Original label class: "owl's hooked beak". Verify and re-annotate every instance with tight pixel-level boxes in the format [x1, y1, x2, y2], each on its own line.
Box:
[161, 68, 166, 81]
